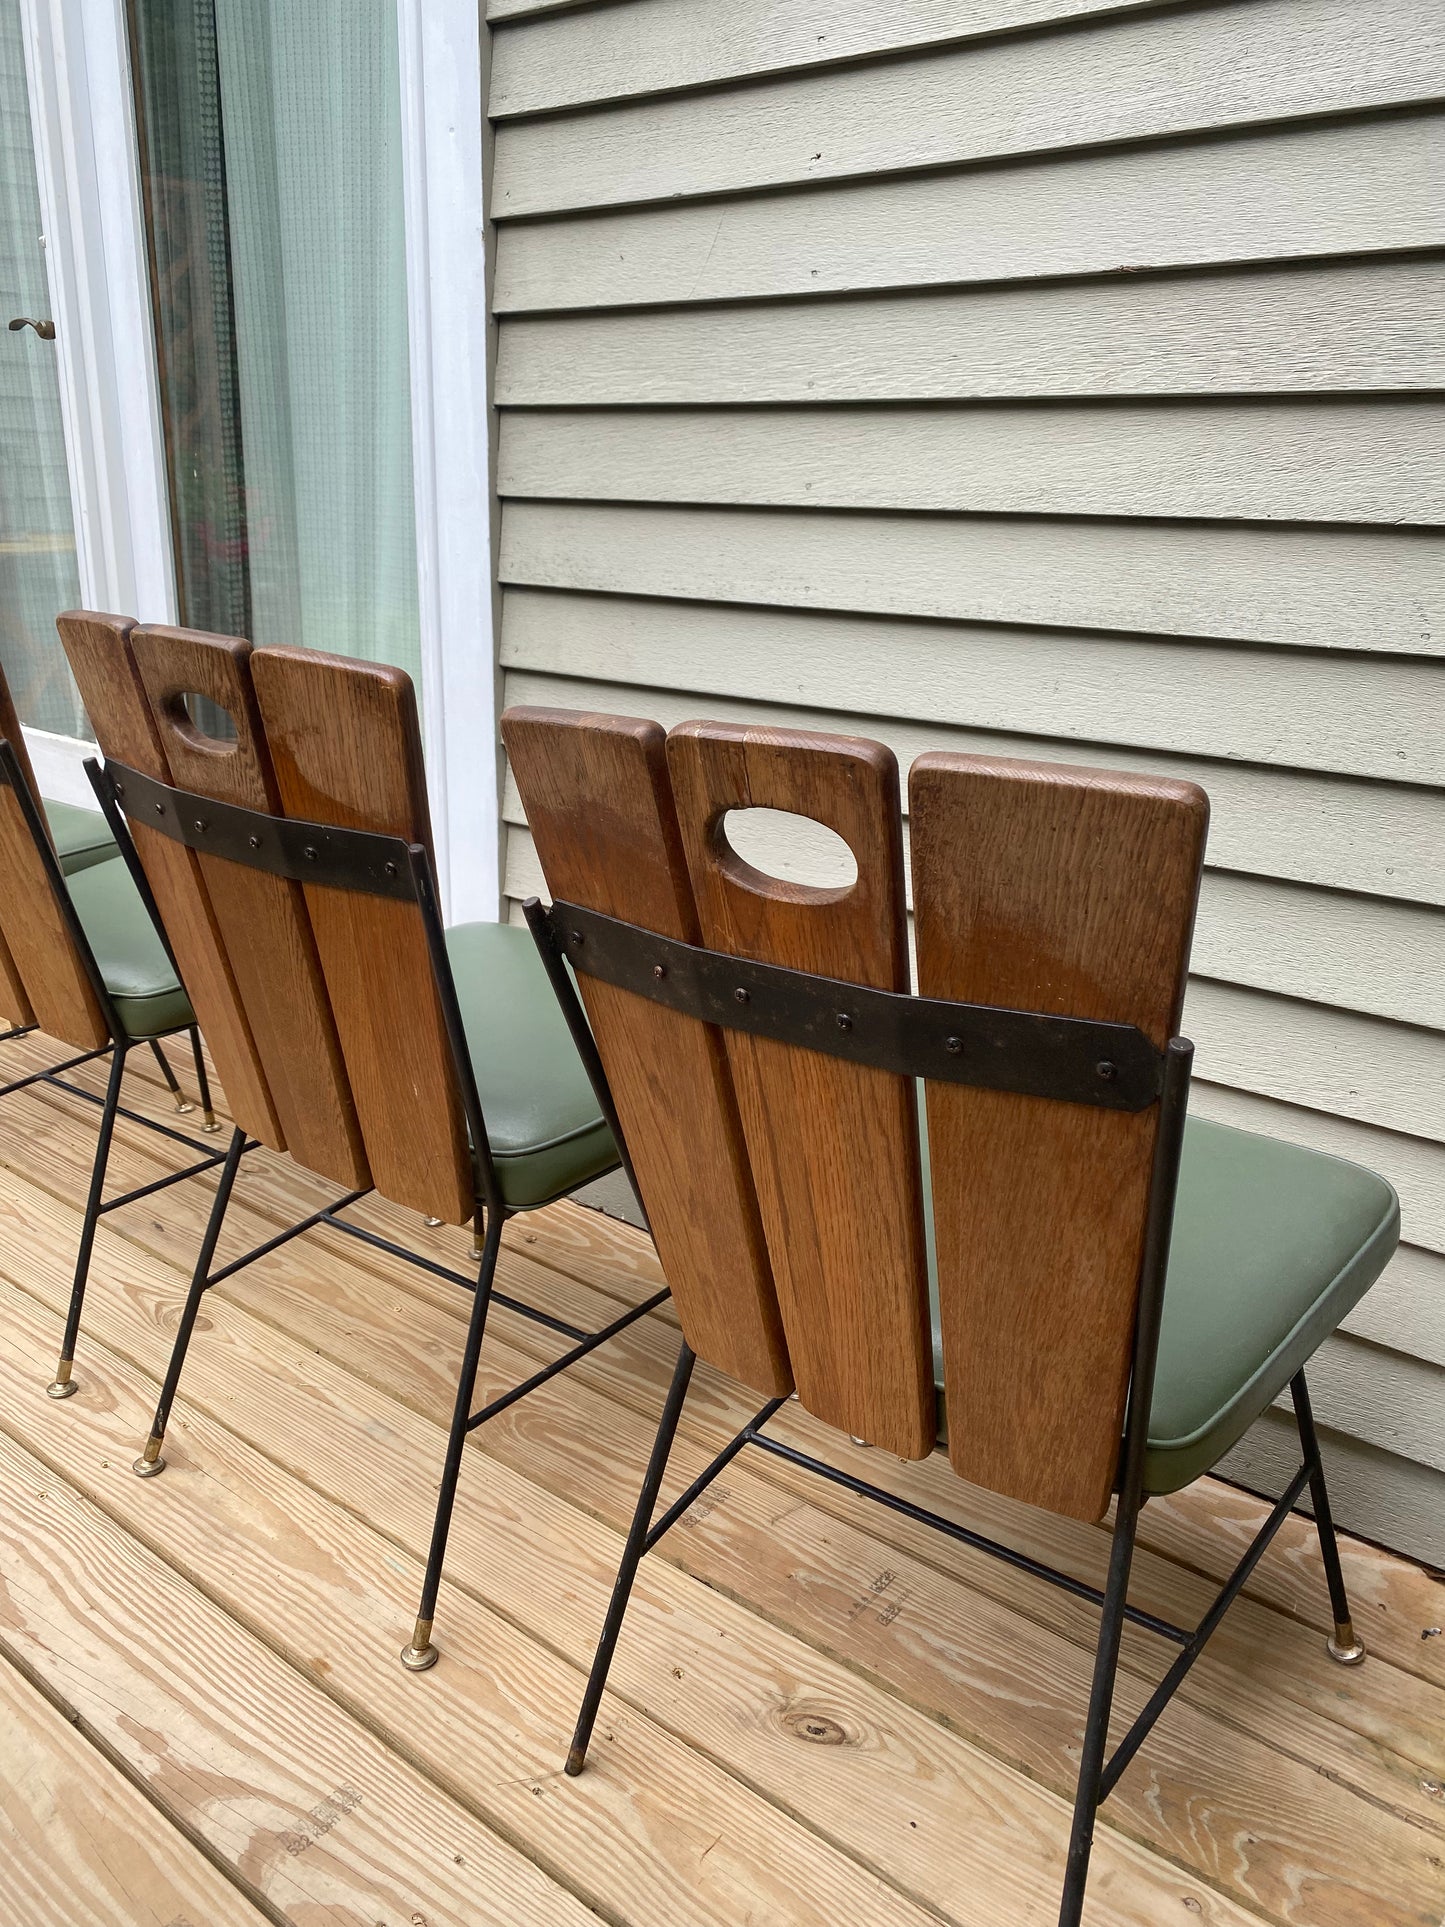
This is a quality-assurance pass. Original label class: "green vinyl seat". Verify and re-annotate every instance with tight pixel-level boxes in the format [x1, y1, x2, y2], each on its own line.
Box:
[66, 855, 193, 1040]
[445, 919, 618, 1211]
[930, 1114, 1399, 1495]
[46, 798, 117, 876]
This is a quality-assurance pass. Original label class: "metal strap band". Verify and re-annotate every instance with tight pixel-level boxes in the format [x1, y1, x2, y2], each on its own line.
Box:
[100, 760, 422, 901]
[541, 899, 1164, 1111]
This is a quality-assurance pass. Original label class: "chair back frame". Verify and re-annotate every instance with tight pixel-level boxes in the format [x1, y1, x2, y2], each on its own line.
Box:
[0, 739, 125, 1047]
[86, 754, 507, 1226]
[526, 890, 1194, 1509]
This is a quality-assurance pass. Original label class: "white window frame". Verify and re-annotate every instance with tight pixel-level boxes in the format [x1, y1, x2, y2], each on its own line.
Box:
[16, 0, 500, 921]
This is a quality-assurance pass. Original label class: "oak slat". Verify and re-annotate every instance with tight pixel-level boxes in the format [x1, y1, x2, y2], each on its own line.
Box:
[0, 657, 107, 1049]
[501, 705, 789, 1394]
[668, 721, 932, 1455]
[0, 655, 36, 1024]
[910, 753, 1207, 1519]
[250, 645, 473, 1222]
[131, 626, 370, 1189]
[55, 612, 283, 1144]
[0, 1654, 272, 1927]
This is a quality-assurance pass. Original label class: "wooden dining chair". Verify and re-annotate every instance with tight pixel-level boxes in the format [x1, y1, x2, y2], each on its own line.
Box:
[0, 649, 225, 1400]
[60, 616, 652, 1673]
[503, 707, 1400, 1927]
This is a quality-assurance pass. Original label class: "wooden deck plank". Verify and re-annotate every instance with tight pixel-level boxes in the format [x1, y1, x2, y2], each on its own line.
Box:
[0, 1650, 272, 1927]
[0, 1279, 974, 1927]
[0, 1171, 1436, 1927]
[0, 1200, 1279, 1927]
[15, 1047, 1444, 1787]
[0, 1444, 594, 1927]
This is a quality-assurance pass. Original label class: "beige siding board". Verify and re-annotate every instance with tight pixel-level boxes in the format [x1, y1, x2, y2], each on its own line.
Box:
[494, 112, 1445, 310]
[491, 0, 598, 19]
[500, 663, 1445, 905]
[498, 588, 1445, 785]
[1219, 1407, 1445, 1568]
[492, 0, 1163, 116]
[1340, 1246, 1445, 1372]
[1192, 873, 1443, 1032]
[1281, 1334, 1445, 1475]
[498, 500, 1445, 656]
[492, 0, 1445, 215]
[496, 259, 1445, 404]
[499, 401, 1445, 525]
[1180, 978, 1444, 1142]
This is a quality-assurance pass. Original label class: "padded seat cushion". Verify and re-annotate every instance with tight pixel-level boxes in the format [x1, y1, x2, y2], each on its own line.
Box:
[930, 1115, 1398, 1495]
[445, 920, 618, 1209]
[46, 799, 117, 876]
[66, 857, 192, 1040]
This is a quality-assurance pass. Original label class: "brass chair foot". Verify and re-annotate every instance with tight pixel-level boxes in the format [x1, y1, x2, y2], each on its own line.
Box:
[400, 1617, 438, 1671]
[133, 1435, 166, 1479]
[46, 1375, 78, 1400]
[173, 1097, 195, 1115]
[1327, 1622, 1366, 1666]
[848, 1435, 872, 1449]
[201, 1111, 222, 1134]
[564, 1744, 586, 1777]
[423, 1216, 443, 1228]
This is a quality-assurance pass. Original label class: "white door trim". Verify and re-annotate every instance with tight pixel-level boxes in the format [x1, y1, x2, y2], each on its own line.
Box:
[398, 0, 500, 923]
[18, 0, 174, 635]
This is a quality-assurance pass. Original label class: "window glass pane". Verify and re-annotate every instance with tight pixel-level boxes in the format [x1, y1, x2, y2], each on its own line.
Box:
[0, 0, 86, 739]
[129, 0, 421, 686]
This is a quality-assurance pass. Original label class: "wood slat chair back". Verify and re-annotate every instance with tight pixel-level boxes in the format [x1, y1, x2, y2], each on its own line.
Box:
[667, 721, 933, 1456]
[249, 645, 474, 1225]
[0, 656, 106, 1046]
[502, 709, 790, 1396]
[56, 612, 284, 1145]
[128, 627, 371, 1191]
[507, 710, 1208, 1518]
[911, 754, 1207, 1519]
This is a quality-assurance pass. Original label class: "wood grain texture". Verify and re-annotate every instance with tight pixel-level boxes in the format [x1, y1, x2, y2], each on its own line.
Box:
[55, 612, 283, 1145]
[500, 706, 791, 1394]
[668, 721, 933, 1456]
[502, 802, 1445, 1032]
[910, 752, 1207, 1518]
[495, 109, 1445, 310]
[492, 0, 1445, 215]
[497, 259, 1445, 404]
[501, 663, 1445, 908]
[499, 400, 1444, 526]
[498, 584, 1445, 781]
[0, 658, 105, 1048]
[1, 1115, 1436, 1923]
[0, 1435, 595, 1927]
[131, 627, 371, 1190]
[250, 644, 473, 1223]
[492, 0, 1155, 116]
[0, 1654, 270, 1927]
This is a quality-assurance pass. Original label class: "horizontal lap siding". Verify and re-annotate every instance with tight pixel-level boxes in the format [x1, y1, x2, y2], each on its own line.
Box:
[486, 0, 1445, 1561]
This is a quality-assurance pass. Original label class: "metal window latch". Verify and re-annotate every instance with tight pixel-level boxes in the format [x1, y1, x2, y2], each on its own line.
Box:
[8, 317, 56, 340]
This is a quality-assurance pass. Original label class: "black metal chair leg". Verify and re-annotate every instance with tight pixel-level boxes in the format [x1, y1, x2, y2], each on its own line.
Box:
[186, 1025, 220, 1132]
[400, 1207, 506, 1672]
[565, 1338, 697, 1776]
[1057, 1488, 1144, 1927]
[133, 1124, 247, 1476]
[147, 1036, 194, 1114]
[47, 1042, 129, 1399]
[1290, 1371, 1365, 1665]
